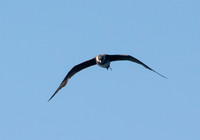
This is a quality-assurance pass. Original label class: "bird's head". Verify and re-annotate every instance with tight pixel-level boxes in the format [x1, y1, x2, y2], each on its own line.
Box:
[96, 54, 106, 64]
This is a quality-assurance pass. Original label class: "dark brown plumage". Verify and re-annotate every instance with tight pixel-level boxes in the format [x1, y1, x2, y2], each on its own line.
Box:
[48, 54, 166, 101]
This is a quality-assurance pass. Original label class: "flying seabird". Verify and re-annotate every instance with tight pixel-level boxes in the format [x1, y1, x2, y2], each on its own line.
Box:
[48, 54, 166, 101]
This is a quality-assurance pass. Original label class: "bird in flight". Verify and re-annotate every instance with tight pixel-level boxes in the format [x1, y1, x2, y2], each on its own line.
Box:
[48, 54, 166, 101]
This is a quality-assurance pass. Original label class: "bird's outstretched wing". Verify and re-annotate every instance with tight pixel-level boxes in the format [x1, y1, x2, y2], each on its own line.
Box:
[107, 54, 167, 78]
[48, 58, 96, 101]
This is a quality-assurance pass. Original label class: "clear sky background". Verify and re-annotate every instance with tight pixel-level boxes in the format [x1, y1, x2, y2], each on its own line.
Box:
[0, 0, 199, 140]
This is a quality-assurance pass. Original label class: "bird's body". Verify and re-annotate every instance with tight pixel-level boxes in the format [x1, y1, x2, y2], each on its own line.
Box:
[48, 54, 166, 101]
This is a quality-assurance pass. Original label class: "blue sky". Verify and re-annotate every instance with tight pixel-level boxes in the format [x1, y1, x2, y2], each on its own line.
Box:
[0, 0, 200, 139]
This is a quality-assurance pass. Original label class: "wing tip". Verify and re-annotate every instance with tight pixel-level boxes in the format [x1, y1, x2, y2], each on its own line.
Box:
[48, 80, 68, 102]
[48, 91, 57, 102]
[152, 70, 168, 79]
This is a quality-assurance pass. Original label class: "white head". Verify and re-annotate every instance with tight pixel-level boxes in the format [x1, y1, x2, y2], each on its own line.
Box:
[95, 54, 110, 69]
[96, 54, 106, 64]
